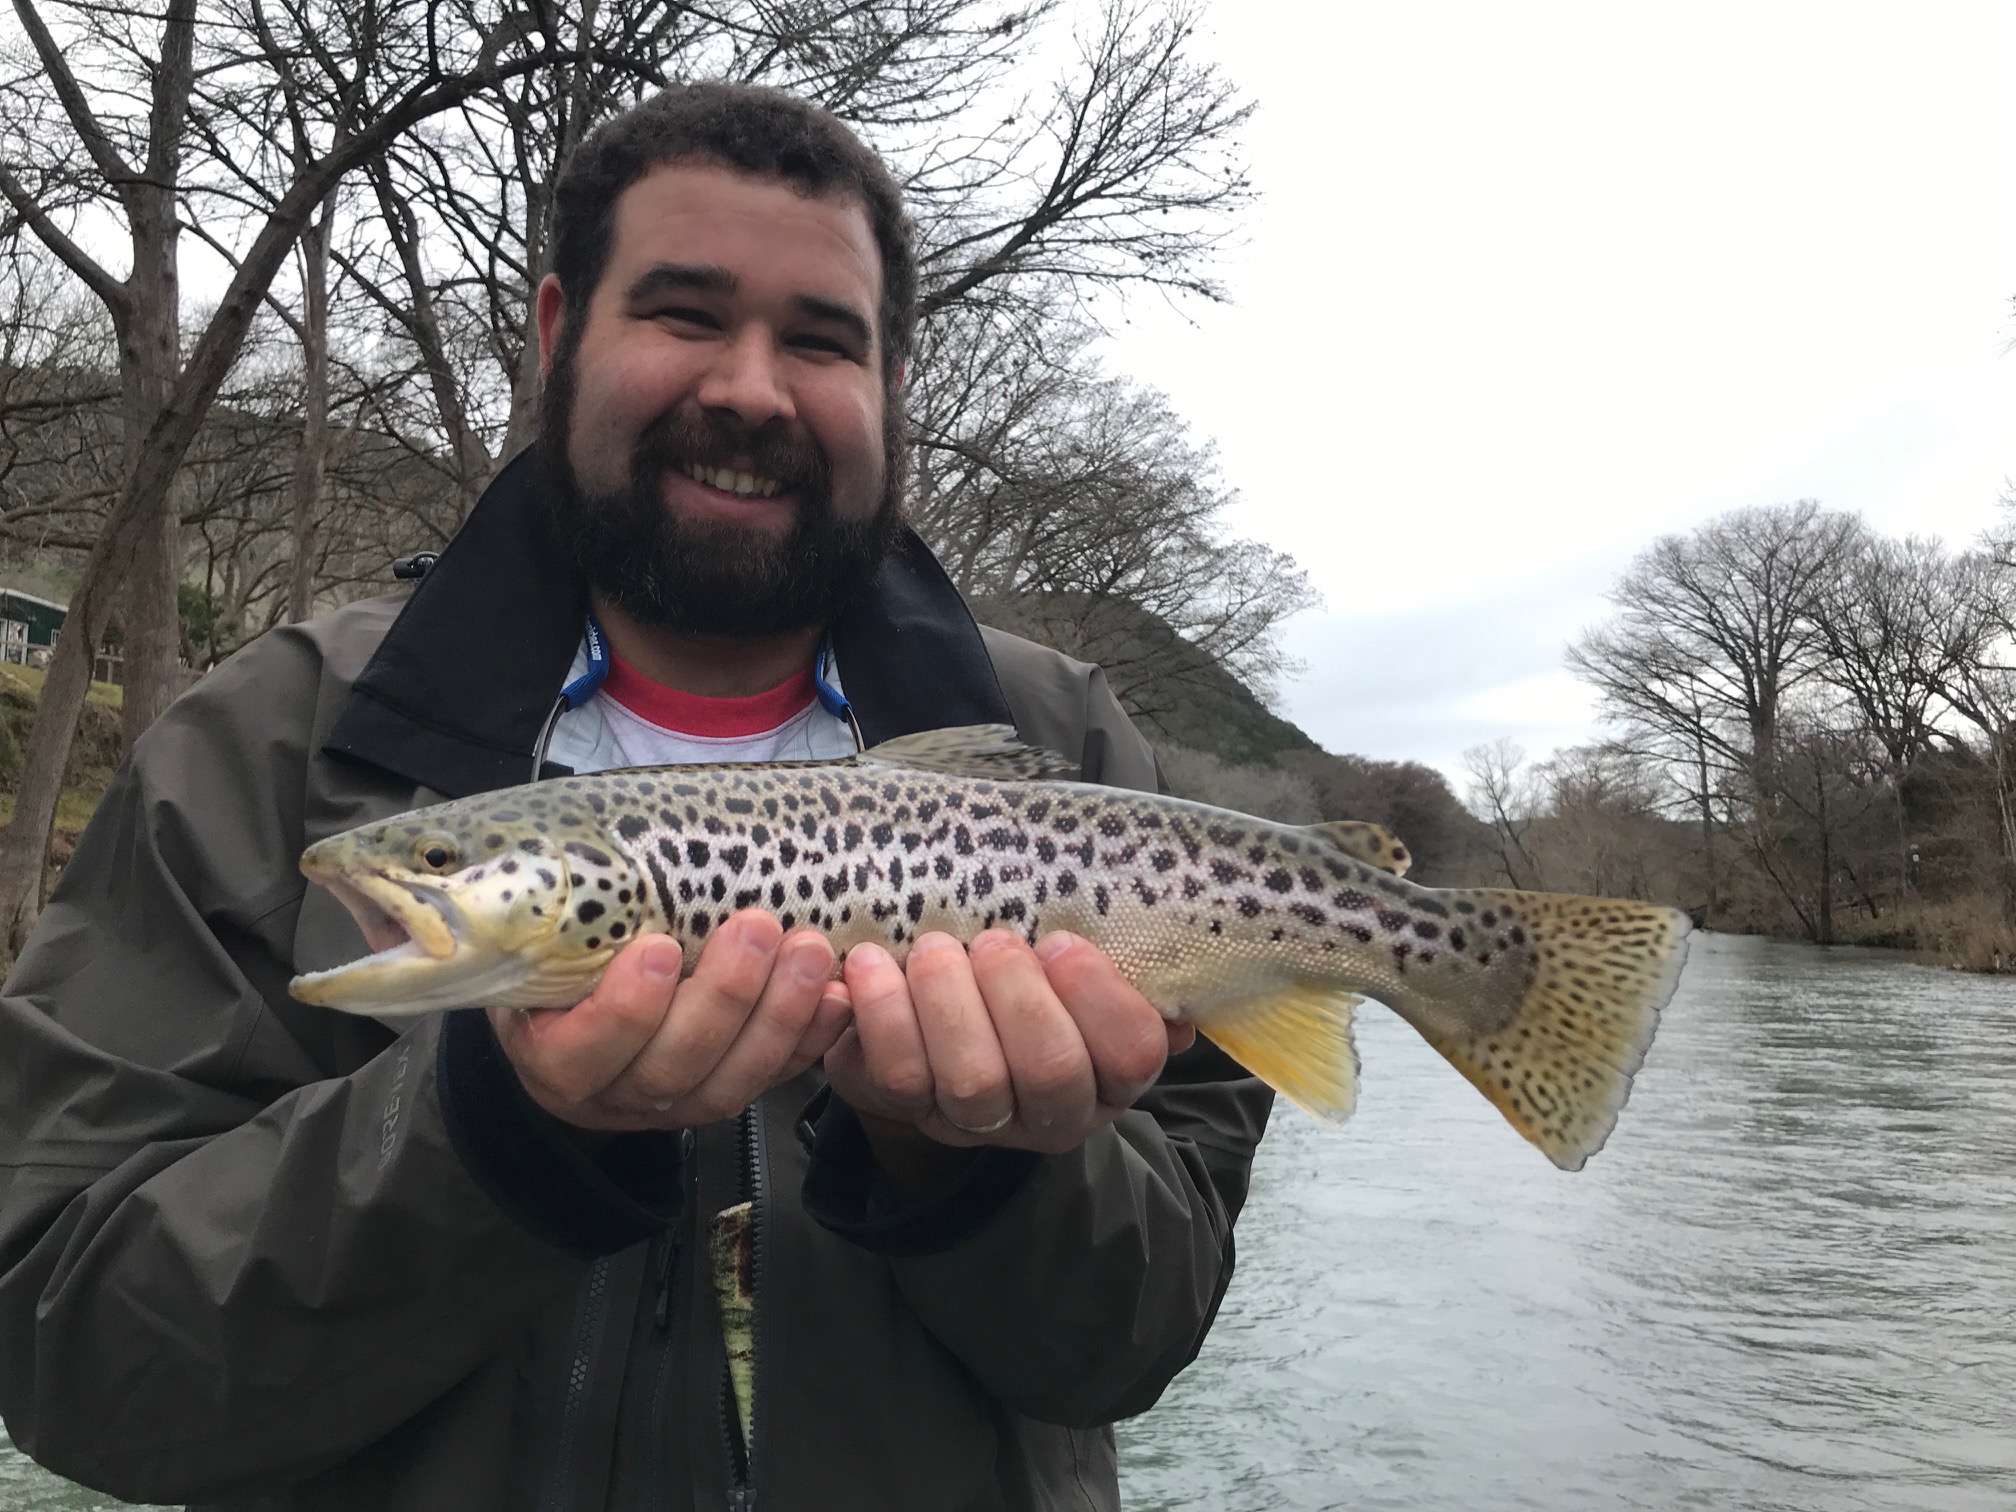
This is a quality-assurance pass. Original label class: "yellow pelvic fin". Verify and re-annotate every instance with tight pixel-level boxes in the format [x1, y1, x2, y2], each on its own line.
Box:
[1198, 983, 1362, 1123]
[1403, 890, 1691, 1171]
[1308, 820, 1412, 877]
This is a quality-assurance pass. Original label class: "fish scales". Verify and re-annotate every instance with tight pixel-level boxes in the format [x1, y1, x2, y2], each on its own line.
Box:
[290, 725, 1693, 1170]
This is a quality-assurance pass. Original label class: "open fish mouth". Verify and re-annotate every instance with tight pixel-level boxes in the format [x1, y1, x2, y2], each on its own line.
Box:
[290, 864, 468, 1005]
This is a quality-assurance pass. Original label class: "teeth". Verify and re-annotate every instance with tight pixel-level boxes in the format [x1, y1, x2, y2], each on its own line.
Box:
[685, 464, 779, 499]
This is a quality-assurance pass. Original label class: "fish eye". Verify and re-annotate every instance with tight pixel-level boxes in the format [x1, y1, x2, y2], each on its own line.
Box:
[416, 839, 459, 872]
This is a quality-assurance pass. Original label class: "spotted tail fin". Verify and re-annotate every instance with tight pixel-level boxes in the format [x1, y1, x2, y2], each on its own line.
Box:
[1398, 892, 1691, 1170]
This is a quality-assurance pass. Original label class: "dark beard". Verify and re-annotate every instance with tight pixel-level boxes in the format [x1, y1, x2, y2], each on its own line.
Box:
[540, 333, 905, 639]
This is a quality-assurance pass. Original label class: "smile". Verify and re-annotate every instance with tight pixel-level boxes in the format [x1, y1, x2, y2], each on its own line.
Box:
[677, 463, 782, 499]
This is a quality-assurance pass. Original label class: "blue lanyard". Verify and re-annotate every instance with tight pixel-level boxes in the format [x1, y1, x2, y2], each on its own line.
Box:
[561, 613, 851, 720]
[813, 633, 851, 720]
[560, 612, 611, 710]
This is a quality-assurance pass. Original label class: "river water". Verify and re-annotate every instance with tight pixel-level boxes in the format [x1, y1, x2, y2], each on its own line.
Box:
[1118, 932, 2016, 1511]
[3, 934, 2010, 1509]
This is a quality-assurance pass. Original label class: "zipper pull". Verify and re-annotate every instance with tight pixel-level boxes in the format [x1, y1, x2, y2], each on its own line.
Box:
[654, 1128, 697, 1331]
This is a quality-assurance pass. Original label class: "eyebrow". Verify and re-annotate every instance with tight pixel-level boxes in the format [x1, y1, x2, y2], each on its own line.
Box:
[625, 262, 738, 303]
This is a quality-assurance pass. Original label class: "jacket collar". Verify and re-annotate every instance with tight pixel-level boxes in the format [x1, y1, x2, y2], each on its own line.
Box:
[323, 447, 1012, 797]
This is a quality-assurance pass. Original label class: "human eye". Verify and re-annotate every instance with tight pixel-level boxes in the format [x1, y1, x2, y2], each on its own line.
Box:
[651, 304, 722, 333]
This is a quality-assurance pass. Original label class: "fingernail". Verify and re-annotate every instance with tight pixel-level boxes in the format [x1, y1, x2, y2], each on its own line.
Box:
[784, 935, 831, 984]
[1035, 931, 1078, 963]
[909, 931, 956, 958]
[849, 942, 891, 972]
[640, 937, 682, 982]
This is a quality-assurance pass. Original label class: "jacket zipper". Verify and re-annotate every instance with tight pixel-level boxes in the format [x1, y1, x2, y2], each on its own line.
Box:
[539, 1253, 615, 1512]
[723, 1101, 769, 1511]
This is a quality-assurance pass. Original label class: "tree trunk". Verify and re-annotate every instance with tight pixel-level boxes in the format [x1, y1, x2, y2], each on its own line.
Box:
[0, 508, 148, 947]
[115, 214, 183, 748]
[287, 204, 333, 622]
[1815, 764, 1834, 946]
[1695, 731, 1717, 925]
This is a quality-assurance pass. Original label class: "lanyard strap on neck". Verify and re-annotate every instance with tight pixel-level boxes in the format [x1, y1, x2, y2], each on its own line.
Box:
[560, 611, 611, 710]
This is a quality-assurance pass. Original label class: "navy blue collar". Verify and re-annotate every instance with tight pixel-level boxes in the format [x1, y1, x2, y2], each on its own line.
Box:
[323, 447, 1012, 798]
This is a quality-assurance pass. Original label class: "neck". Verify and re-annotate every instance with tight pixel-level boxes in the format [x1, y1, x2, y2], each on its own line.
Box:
[591, 595, 823, 698]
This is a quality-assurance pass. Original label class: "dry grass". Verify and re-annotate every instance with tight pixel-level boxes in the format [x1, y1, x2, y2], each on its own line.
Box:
[1841, 895, 2016, 974]
[0, 663, 124, 708]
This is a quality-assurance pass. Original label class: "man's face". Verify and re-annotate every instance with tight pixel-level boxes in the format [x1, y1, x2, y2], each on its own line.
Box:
[538, 161, 901, 638]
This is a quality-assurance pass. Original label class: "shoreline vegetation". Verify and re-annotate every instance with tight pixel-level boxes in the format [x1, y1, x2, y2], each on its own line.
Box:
[1, 636, 2005, 977]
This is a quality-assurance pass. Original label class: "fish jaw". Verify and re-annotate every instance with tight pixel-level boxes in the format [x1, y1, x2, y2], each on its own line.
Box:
[290, 850, 570, 1016]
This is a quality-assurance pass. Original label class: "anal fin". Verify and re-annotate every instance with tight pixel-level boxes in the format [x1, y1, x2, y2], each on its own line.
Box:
[1198, 984, 1362, 1123]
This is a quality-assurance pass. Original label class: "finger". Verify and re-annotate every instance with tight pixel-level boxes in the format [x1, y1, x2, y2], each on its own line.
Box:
[696, 929, 833, 1103]
[1035, 931, 1170, 1108]
[620, 910, 782, 1100]
[489, 933, 682, 1106]
[968, 929, 1094, 1137]
[842, 941, 934, 1122]
[904, 933, 1014, 1135]
[783, 981, 853, 1079]
[1167, 1021, 1198, 1055]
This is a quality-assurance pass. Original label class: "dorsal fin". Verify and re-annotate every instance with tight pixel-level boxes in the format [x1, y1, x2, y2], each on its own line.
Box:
[856, 724, 1077, 781]
[1306, 819, 1412, 876]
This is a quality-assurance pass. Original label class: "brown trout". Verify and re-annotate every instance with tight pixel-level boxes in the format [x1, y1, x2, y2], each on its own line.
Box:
[291, 725, 1691, 1169]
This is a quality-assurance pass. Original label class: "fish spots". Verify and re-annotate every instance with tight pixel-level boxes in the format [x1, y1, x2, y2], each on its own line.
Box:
[1414, 920, 1441, 941]
[1334, 889, 1371, 912]
[933, 855, 954, 880]
[1377, 909, 1411, 933]
[1210, 859, 1244, 886]
[725, 797, 753, 815]
[1035, 837, 1057, 863]
[1237, 896, 1263, 919]
[1093, 884, 1110, 916]
[608, 922, 627, 940]
[1151, 849, 1176, 873]
[616, 814, 649, 842]
[1264, 868, 1293, 893]
[870, 822, 894, 847]
[1181, 876, 1204, 900]
[1289, 902, 1325, 927]
[906, 893, 924, 923]
[686, 840, 711, 867]
[1057, 872, 1078, 897]
[1097, 814, 1126, 838]
[1449, 927, 1467, 951]
[721, 844, 749, 871]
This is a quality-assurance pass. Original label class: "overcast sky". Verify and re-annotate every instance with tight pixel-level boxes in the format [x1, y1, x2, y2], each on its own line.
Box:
[1093, 2, 2016, 790]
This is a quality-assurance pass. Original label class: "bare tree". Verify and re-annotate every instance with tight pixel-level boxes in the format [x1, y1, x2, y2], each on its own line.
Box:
[1569, 500, 1859, 805]
[1461, 738, 1546, 890]
[0, 0, 579, 948]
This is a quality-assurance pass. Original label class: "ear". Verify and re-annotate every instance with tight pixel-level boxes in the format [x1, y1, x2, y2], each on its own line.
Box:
[535, 274, 567, 376]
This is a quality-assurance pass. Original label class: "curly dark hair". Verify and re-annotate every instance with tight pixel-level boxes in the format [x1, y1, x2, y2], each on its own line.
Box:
[550, 82, 917, 384]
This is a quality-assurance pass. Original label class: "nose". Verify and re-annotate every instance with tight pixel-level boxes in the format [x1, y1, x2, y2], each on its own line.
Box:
[696, 326, 795, 429]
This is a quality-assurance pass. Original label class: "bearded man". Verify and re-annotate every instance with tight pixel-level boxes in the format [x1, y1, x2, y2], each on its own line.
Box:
[0, 85, 1272, 1512]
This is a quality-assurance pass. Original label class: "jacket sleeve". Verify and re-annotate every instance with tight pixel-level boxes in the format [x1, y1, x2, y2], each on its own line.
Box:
[805, 653, 1276, 1426]
[0, 629, 644, 1502]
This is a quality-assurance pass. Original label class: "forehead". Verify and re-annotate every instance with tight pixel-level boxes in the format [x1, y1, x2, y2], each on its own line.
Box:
[604, 161, 882, 312]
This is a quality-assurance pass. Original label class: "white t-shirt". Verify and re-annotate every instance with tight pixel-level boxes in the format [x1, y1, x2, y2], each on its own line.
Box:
[544, 638, 857, 775]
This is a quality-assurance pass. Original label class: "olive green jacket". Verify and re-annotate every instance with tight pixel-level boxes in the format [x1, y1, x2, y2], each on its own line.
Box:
[0, 453, 1272, 1511]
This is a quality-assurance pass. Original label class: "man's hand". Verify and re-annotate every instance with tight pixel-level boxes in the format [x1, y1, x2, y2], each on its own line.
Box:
[823, 930, 1196, 1185]
[489, 910, 851, 1132]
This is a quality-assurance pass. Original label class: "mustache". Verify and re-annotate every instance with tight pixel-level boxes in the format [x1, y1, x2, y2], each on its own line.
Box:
[635, 409, 829, 496]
